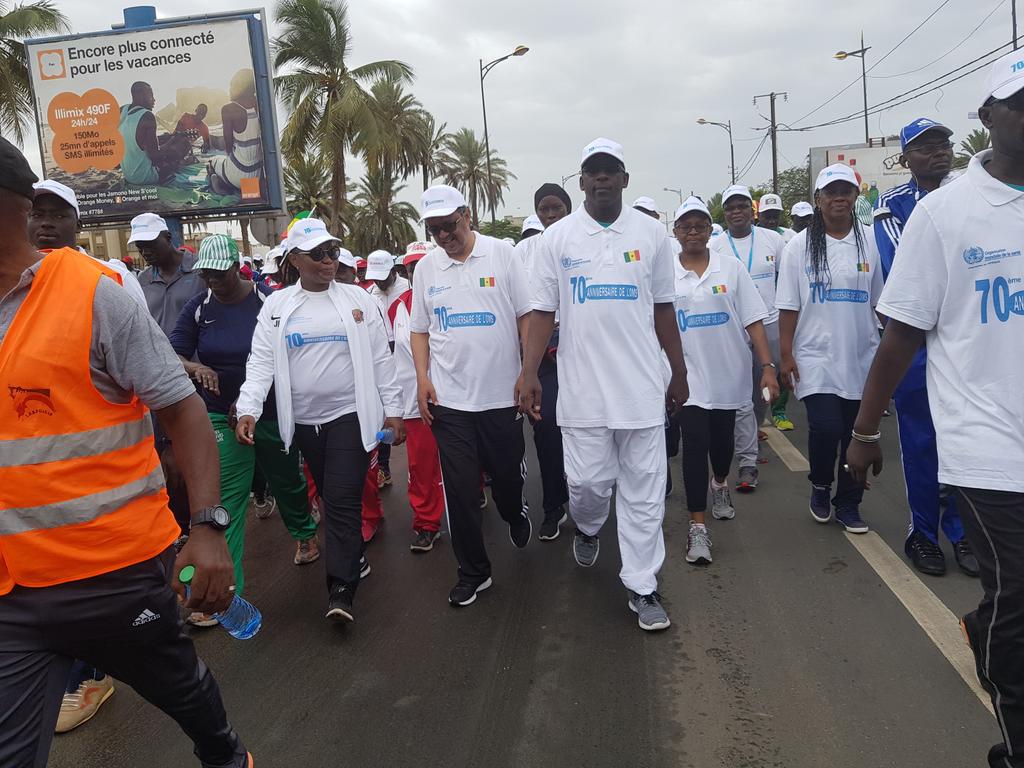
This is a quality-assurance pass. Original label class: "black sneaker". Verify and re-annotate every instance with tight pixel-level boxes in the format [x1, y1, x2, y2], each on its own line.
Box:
[325, 585, 354, 622]
[907, 531, 945, 576]
[953, 539, 980, 577]
[359, 555, 371, 579]
[410, 529, 441, 553]
[508, 512, 532, 548]
[538, 507, 567, 542]
[809, 485, 832, 523]
[449, 577, 492, 607]
[834, 506, 869, 534]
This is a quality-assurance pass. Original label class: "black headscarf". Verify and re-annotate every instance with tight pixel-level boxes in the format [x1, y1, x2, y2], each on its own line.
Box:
[534, 183, 572, 214]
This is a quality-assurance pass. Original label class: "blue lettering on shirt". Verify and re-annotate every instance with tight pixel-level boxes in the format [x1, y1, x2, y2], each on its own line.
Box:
[433, 306, 496, 332]
[677, 309, 730, 332]
[569, 276, 639, 304]
[287, 333, 348, 348]
[974, 276, 1024, 324]
[808, 283, 869, 304]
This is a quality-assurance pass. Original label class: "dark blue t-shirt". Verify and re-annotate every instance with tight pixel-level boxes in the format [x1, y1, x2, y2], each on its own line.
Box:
[170, 283, 277, 419]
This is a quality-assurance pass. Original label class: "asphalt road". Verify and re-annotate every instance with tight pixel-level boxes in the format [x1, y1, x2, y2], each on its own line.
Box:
[50, 408, 995, 768]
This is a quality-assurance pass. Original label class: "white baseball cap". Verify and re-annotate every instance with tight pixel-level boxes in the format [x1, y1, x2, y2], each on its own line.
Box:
[284, 217, 341, 253]
[364, 249, 395, 280]
[338, 247, 358, 268]
[262, 245, 283, 273]
[673, 196, 712, 224]
[521, 215, 544, 234]
[722, 184, 753, 203]
[33, 179, 80, 216]
[127, 212, 170, 243]
[815, 163, 859, 192]
[632, 196, 658, 214]
[988, 48, 1024, 101]
[711, 223, 724, 236]
[791, 201, 814, 218]
[420, 184, 467, 221]
[759, 193, 783, 212]
[404, 240, 433, 266]
[580, 137, 625, 167]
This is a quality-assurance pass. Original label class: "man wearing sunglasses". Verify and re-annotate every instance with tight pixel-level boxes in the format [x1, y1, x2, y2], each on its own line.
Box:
[848, 51, 1024, 768]
[409, 185, 532, 608]
[871, 118, 979, 580]
[519, 138, 688, 632]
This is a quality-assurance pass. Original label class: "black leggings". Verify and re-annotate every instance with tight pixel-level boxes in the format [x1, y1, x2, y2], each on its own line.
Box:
[679, 406, 736, 513]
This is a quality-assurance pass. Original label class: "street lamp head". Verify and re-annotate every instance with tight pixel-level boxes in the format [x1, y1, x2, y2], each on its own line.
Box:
[696, 118, 707, 125]
[835, 51, 849, 60]
[513, 45, 529, 56]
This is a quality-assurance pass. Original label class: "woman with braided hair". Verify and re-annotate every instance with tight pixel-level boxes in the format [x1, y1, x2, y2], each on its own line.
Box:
[776, 163, 884, 534]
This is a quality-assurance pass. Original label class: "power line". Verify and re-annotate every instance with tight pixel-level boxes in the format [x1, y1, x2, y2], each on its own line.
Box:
[869, 0, 1006, 79]
[735, 131, 770, 182]
[789, 0, 954, 127]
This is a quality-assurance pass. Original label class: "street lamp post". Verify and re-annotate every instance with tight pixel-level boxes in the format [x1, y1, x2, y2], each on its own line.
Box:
[479, 45, 529, 228]
[663, 187, 683, 205]
[561, 171, 579, 187]
[696, 118, 735, 184]
[835, 32, 871, 144]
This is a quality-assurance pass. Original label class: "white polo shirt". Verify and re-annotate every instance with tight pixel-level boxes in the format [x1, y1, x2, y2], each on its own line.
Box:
[878, 150, 1024, 492]
[409, 233, 530, 411]
[531, 205, 676, 429]
[776, 224, 884, 400]
[674, 252, 768, 410]
[709, 226, 784, 325]
[389, 293, 419, 419]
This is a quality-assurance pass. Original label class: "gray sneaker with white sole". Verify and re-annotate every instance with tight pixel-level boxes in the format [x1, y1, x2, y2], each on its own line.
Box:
[686, 523, 713, 564]
[628, 591, 671, 631]
[711, 484, 736, 520]
[573, 530, 600, 567]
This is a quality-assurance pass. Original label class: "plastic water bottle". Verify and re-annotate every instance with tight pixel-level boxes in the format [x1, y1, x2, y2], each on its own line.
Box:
[179, 565, 262, 640]
[376, 428, 395, 444]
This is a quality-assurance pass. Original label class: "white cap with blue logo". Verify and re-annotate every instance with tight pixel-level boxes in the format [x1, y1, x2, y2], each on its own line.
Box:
[673, 196, 712, 223]
[420, 185, 467, 222]
[988, 48, 1024, 101]
[814, 163, 859, 192]
[284, 217, 341, 254]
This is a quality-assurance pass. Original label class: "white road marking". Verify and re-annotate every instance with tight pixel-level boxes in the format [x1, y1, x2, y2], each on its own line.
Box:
[762, 427, 809, 472]
[765, 427, 994, 715]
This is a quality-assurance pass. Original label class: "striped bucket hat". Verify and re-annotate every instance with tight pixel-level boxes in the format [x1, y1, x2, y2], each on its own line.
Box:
[194, 234, 241, 271]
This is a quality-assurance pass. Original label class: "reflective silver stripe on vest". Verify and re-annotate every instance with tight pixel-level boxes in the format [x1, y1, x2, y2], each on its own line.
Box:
[0, 417, 153, 468]
[0, 465, 165, 535]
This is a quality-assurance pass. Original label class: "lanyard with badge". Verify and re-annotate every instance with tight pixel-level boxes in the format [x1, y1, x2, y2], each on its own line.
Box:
[726, 230, 755, 272]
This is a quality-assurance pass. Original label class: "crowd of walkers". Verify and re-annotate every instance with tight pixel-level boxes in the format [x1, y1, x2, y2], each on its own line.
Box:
[4, 48, 1024, 768]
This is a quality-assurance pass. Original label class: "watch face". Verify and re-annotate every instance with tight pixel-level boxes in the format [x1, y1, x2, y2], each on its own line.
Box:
[212, 506, 231, 527]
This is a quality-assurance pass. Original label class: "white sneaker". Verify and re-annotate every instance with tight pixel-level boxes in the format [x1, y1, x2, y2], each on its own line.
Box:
[686, 522, 713, 564]
[711, 483, 735, 520]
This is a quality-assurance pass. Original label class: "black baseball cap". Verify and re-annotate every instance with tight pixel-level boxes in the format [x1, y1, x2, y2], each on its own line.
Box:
[0, 137, 39, 200]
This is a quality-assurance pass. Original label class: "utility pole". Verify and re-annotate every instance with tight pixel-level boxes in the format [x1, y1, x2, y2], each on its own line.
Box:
[1014, 0, 1019, 49]
[753, 91, 787, 194]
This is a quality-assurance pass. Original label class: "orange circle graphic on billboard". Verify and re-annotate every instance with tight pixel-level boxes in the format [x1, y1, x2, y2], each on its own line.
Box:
[48, 89, 124, 173]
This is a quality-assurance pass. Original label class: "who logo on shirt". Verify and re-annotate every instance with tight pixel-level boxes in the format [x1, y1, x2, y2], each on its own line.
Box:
[479, 277, 496, 287]
[623, 250, 640, 263]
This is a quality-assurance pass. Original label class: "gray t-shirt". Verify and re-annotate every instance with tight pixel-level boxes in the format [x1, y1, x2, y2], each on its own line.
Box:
[0, 260, 195, 410]
[137, 261, 205, 339]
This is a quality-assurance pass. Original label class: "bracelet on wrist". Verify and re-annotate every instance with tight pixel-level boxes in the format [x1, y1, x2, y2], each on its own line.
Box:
[762, 362, 776, 369]
[851, 429, 881, 444]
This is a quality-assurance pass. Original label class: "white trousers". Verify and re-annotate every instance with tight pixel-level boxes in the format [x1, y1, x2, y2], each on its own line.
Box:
[735, 320, 781, 468]
[562, 425, 667, 595]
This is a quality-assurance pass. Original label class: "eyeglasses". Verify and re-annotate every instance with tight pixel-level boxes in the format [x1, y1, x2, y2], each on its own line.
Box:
[426, 213, 463, 238]
[673, 221, 711, 233]
[907, 141, 953, 156]
[298, 245, 340, 263]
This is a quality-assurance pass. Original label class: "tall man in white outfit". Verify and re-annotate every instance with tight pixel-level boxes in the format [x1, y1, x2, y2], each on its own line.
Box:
[709, 185, 786, 493]
[847, 50, 1024, 768]
[519, 138, 688, 632]
[411, 185, 533, 608]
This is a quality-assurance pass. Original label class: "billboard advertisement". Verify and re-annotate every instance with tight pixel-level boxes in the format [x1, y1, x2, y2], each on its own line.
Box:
[26, 15, 284, 224]
[810, 142, 911, 202]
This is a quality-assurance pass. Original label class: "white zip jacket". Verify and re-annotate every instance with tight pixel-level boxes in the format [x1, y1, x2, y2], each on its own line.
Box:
[236, 281, 403, 451]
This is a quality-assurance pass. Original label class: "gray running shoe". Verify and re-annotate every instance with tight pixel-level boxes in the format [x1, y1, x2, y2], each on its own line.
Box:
[573, 530, 600, 567]
[711, 484, 736, 520]
[735, 465, 759, 493]
[628, 591, 671, 631]
[685, 523, 713, 564]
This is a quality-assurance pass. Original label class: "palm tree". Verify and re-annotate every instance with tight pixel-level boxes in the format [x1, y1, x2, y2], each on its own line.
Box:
[283, 151, 331, 214]
[954, 128, 990, 170]
[0, 0, 69, 144]
[414, 112, 448, 192]
[435, 127, 515, 228]
[273, 0, 412, 230]
[348, 168, 417, 254]
[358, 76, 426, 185]
[706, 192, 724, 225]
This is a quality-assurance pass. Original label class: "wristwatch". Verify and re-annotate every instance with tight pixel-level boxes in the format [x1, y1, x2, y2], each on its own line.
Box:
[762, 362, 777, 369]
[191, 505, 230, 532]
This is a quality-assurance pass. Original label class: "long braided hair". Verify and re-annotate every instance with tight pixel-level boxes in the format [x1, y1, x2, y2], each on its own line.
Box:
[281, 253, 300, 286]
[805, 190, 867, 290]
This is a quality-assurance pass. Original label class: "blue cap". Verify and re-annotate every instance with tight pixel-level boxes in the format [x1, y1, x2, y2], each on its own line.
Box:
[899, 118, 953, 152]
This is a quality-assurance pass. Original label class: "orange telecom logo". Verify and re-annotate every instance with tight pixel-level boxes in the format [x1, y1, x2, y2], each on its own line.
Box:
[37, 50, 67, 80]
[47, 89, 124, 173]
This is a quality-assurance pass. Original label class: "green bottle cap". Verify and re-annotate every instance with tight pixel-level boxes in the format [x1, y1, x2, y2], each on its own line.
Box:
[179, 565, 195, 585]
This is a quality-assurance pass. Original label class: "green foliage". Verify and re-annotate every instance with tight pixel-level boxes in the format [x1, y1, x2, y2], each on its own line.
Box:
[954, 128, 990, 170]
[0, 0, 69, 144]
[283, 152, 331, 215]
[347, 167, 417, 254]
[435, 127, 515, 229]
[479, 218, 521, 241]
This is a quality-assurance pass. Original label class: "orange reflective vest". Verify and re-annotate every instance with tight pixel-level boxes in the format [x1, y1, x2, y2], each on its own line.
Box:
[0, 247, 179, 595]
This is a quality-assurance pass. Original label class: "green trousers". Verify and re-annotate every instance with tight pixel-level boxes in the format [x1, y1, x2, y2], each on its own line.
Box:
[211, 413, 316, 596]
[772, 388, 791, 421]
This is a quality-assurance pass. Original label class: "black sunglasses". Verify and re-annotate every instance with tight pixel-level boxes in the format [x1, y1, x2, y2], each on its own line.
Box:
[426, 213, 463, 238]
[297, 245, 340, 263]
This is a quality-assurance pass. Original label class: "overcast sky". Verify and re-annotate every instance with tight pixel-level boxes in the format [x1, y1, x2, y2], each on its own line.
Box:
[19, 0, 1012, 225]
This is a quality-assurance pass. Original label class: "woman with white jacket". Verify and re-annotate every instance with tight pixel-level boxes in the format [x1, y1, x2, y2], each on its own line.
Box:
[234, 219, 405, 624]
